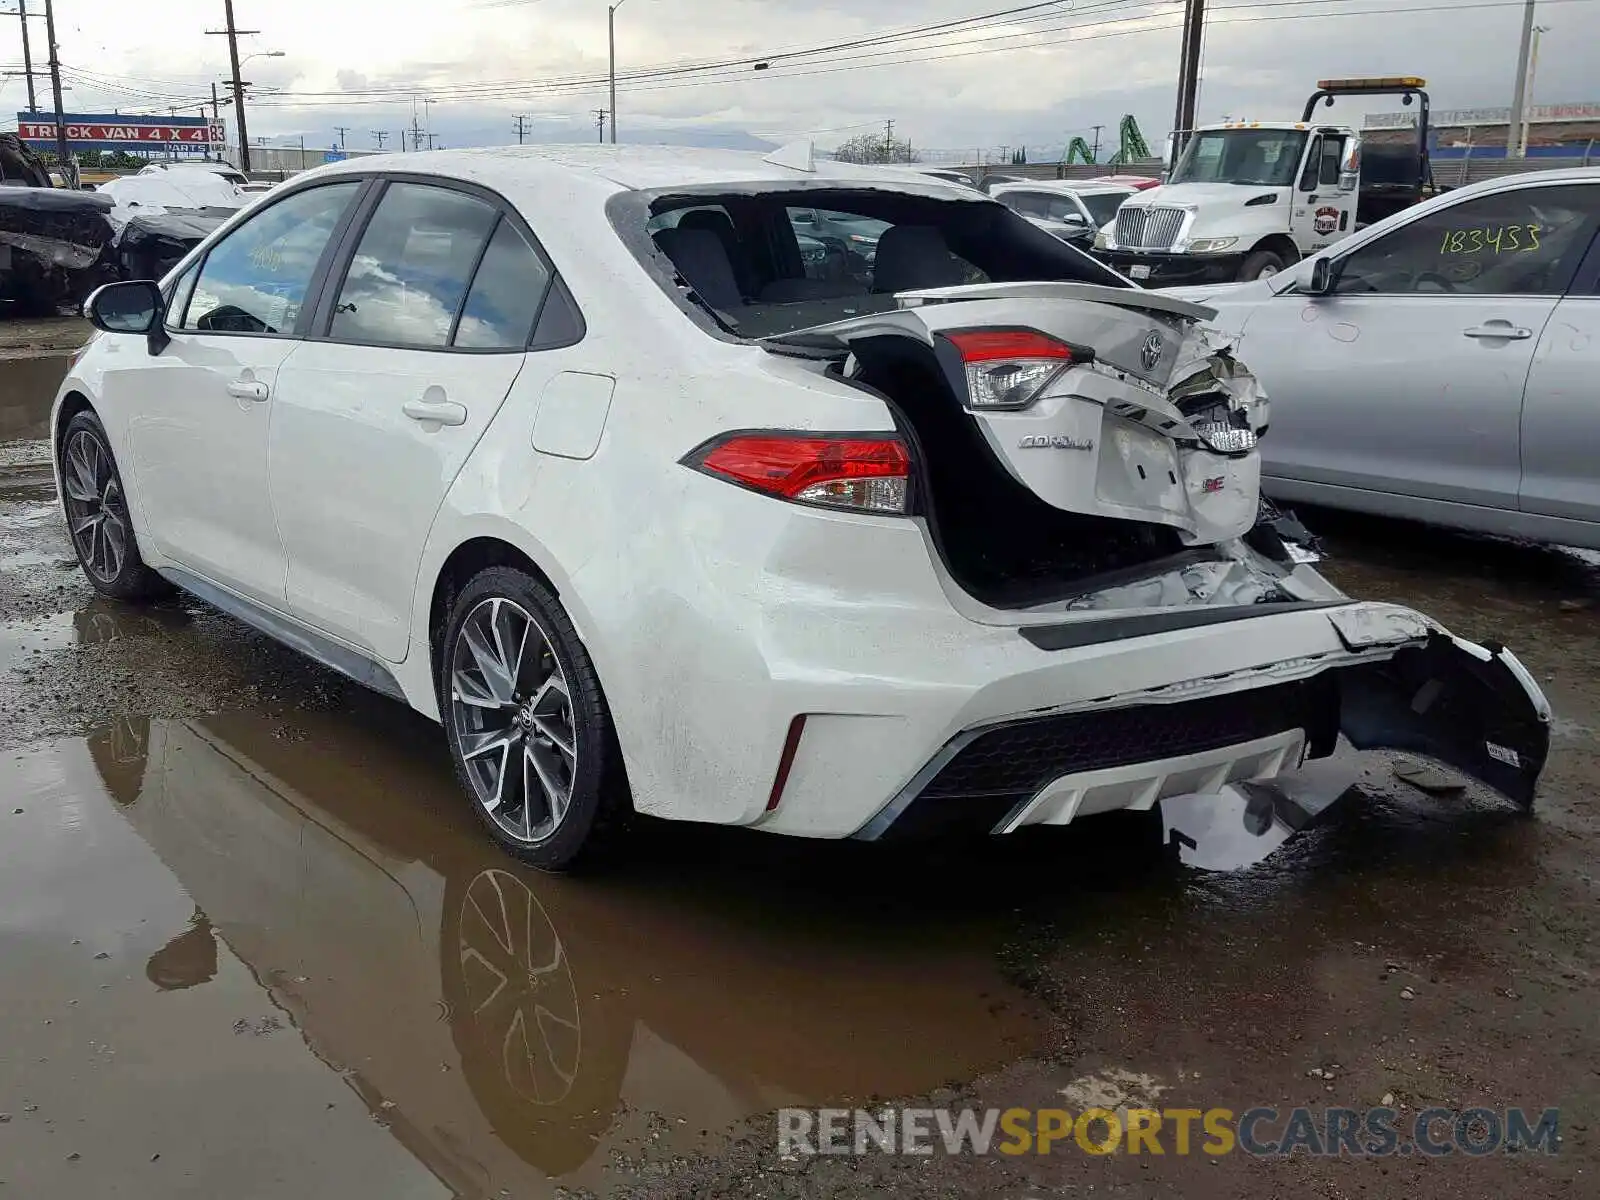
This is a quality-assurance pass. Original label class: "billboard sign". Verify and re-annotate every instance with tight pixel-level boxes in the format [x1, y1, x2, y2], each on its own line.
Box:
[1367, 102, 1600, 129]
[15, 112, 225, 153]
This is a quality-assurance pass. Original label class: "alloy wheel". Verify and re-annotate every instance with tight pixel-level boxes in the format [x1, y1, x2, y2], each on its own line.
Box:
[62, 429, 129, 585]
[448, 596, 579, 845]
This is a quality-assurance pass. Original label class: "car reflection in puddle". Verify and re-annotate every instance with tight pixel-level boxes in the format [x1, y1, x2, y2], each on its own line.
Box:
[83, 704, 1050, 1190]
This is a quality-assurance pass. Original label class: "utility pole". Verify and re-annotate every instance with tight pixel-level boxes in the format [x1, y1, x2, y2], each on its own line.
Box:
[1507, 0, 1536, 158]
[206, 1, 258, 173]
[333, 125, 349, 149]
[17, 1, 38, 112]
[594, 108, 608, 142]
[210, 81, 220, 121]
[1171, 0, 1206, 158]
[1090, 124, 1104, 163]
[513, 114, 530, 144]
[372, 129, 388, 150]
[410, 99, 422, 151]
[884, 118, 895, 160]
[43, 0, 68, 178]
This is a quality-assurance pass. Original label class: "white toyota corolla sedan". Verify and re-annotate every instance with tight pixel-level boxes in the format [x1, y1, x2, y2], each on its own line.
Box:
[56, 144, 1551, 869]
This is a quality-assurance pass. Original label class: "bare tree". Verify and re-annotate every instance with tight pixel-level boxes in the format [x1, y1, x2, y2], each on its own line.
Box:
[833, 131, 920, 164]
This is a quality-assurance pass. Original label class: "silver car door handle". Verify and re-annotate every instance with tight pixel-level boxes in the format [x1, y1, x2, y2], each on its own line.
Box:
[1463, 323, 1533, 341]
[226, 379, 269, 401]
[402, 397, 468, 426]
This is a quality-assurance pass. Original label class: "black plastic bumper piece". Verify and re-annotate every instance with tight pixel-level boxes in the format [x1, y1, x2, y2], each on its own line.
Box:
[865, 675, 1341, 841]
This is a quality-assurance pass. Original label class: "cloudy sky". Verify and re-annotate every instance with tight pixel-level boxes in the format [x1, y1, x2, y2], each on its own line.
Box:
[2, 0, 1595, 160]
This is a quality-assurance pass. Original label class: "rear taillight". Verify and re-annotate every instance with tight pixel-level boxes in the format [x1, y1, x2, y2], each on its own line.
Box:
[686, 432, 911, 515]
[940, 328, 1085, 411]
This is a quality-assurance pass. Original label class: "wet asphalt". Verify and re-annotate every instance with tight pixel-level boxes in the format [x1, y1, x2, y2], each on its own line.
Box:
[0, 349, 1595, 1199]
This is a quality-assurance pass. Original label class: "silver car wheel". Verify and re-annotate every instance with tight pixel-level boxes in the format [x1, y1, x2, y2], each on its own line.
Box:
[62, 429, 129, 585]
[449, 596, 578, 845]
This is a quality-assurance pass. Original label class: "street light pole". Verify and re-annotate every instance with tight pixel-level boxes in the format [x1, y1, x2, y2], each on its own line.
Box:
[1507, 0, 1536, 159]
[1518, 25, 1550, 159]
[607, 0, 630, 145]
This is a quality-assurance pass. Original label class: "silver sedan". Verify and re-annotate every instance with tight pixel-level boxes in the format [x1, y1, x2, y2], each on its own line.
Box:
[1168, 167, 1600, 549]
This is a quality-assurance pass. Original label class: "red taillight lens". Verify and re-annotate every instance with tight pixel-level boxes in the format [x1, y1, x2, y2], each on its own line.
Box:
[945, 329, 1075, 363]
[688, 433, 911, 514]
[941, 328, 1079, 411]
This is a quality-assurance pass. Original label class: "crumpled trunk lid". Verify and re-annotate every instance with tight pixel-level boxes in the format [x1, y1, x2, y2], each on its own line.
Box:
[763, 281, 1269, 547]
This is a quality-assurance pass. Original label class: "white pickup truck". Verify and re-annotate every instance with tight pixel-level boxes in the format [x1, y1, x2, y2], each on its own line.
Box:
[1096, 77, 1436, 285]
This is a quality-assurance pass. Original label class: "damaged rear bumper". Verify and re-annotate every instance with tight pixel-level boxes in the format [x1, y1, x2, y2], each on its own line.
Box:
[852, 606, 1550, 841]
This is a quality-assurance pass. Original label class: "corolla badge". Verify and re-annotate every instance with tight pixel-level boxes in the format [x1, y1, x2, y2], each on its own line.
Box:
[1019, 434, 1095, 451]
[1140, 331, 1164, 373]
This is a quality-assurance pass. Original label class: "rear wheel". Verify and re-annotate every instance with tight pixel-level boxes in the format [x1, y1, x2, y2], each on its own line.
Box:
[439, 566, 629, 871]
[1238, 249, 1287, 281]
[60, 410, 172, 602]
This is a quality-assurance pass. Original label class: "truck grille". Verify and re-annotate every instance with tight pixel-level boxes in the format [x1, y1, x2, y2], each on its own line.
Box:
[1115, 206, 1187, 251]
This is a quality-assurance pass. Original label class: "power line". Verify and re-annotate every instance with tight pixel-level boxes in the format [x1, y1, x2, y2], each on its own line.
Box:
[248, 0, 1593, 110]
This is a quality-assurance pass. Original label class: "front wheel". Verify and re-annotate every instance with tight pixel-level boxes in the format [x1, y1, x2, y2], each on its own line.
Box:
[439, 566, 630, 871]
[1238, 249, 1288, 282]
[60, 410, 173, 602]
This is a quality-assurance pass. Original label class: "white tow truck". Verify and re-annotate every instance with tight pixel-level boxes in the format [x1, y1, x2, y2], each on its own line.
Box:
[1096, 77, 1437, 285]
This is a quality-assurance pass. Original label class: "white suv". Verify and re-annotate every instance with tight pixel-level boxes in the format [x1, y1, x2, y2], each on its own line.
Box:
[56, 146, 1550, 869]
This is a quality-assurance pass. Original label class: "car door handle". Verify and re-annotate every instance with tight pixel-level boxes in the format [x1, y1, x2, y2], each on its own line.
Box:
[226, 379, 269, 401]
[1463, 322, 1533, 341]
[402, 397, 468, 426]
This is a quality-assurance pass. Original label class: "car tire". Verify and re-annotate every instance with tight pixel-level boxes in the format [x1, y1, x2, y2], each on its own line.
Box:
[438, 566, 629, 871]
[59, 410, 173, 603]
[1238, 249, 1287, 281]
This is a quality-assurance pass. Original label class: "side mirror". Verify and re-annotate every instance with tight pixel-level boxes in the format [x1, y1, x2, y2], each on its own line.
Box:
[84, 280, 169, 354]
[1061, 212, 1089, 228]
[1307, 257, 1338, 296]
[1338, 137, 1362, 192]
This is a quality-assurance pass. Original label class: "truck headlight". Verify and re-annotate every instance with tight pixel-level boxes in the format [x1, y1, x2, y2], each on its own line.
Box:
[1093, 229, 1111, 250]
[1186, 237, 1239, 254]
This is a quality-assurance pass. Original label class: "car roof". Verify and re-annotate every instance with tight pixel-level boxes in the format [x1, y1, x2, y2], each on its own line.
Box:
[991, 179, 1133, 197]
[299, 143, 990, 199]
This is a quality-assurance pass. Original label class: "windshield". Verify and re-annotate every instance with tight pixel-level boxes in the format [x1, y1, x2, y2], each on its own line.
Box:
[619, 186, 1124, 340]
[1170, 129, 1308, 187]
[1080, 190, 1133, 226]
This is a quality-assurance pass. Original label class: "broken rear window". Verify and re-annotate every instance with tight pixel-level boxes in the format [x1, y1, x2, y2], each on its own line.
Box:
[611, 185, 1126, 339]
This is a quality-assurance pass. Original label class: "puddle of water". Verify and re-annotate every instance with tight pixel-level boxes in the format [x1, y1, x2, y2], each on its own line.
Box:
[0, 703, 1052, 1197]
[0, 356, 68, 444]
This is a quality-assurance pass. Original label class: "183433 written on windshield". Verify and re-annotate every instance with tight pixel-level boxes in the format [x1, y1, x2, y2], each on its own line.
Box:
[1440, 225, 1542, 254]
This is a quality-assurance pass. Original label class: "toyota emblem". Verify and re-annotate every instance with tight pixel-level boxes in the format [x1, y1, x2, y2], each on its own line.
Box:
[1140, 331, 1163, 372]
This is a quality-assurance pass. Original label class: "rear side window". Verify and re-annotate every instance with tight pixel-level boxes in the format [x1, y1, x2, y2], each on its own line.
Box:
[329, 182, 499, 348]
[454, 219, 552, 349]
[184, 182, 359, 335]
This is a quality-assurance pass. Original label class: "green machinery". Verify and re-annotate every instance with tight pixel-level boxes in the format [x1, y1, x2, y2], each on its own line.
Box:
[1063, 115, 1152, 166]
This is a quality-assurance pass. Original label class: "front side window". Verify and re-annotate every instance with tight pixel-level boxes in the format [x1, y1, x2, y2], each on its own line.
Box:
[329, 182, 500, 348]
[185, 182, 360, 335]
[1170, 129, 1309, 188]
[999, 192, 1048, 218]
[1334, 184, 1600, 296]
